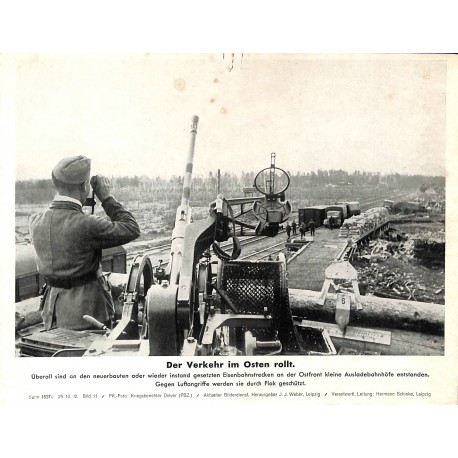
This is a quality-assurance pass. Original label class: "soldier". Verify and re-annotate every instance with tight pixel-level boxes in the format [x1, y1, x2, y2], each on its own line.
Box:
[30, 155, 141, 331]
[286, 222, 292, 238]
[291, 220, 297, 235]
[308, 219, 316, 236]
[299, 222, 306, 239]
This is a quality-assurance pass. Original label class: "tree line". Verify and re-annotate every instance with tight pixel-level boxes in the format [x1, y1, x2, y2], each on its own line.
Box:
[15, 170, 445, 206]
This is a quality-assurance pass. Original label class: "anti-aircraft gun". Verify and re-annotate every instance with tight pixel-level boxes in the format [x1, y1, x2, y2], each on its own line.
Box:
[18, 116, 335, 357]
[85, 115, 335, 357]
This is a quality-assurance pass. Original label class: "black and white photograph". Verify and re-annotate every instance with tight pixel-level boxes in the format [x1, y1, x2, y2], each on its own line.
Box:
[11, 54, 449, 359]
[1, 50, 457, 430]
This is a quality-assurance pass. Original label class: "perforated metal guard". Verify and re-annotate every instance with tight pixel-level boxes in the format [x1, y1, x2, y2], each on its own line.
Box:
[220, 260, 302, 352]
[221, 262, 281, 315]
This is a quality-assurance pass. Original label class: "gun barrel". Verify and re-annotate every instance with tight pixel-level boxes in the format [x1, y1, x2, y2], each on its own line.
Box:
[181, 115, 199, 208]
[169, 116, 199, 285]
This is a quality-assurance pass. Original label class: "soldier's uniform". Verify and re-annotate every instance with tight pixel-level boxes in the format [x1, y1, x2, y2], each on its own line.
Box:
[29, 156, 140, 330]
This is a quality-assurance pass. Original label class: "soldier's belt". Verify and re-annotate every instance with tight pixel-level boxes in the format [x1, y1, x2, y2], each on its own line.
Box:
[45, 271, 98, 289]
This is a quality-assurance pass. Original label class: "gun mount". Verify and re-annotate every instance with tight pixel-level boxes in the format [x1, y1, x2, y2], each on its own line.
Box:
[84, 116, 333, 356]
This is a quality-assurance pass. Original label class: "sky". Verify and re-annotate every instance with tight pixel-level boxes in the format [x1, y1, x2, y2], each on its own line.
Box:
[8, 54, 449, 180]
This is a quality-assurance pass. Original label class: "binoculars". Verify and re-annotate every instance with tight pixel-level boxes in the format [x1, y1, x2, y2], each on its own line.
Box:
[84, 176, 98, 208]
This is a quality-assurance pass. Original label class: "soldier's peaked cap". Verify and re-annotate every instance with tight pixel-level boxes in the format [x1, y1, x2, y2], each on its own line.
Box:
[52, 155, 91, 185]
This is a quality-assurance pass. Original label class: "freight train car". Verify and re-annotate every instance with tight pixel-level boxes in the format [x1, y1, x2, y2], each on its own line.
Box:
[393, 201, 427, 214]
[339, 206, 389, 240]
[15, 244, 127, 303]
[298, 205, 328, 228]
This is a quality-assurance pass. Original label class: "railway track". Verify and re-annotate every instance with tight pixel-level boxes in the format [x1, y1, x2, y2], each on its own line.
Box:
[126, 191, 416, 270]
[127, 233, 286, 271]
[358, 192, 414, 212]
[238, 240, 287, 261]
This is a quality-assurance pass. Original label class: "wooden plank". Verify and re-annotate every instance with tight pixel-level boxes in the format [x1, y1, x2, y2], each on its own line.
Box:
[17, 276, 445, 341]
[289, 288, 444, 335]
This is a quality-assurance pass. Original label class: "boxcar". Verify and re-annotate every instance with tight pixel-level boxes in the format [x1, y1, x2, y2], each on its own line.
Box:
[298, 205, 328, 227]
[15, 244, 127, 302]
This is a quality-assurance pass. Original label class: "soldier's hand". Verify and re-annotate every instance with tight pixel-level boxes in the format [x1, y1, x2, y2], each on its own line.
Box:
[91, 175, 112, 202]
